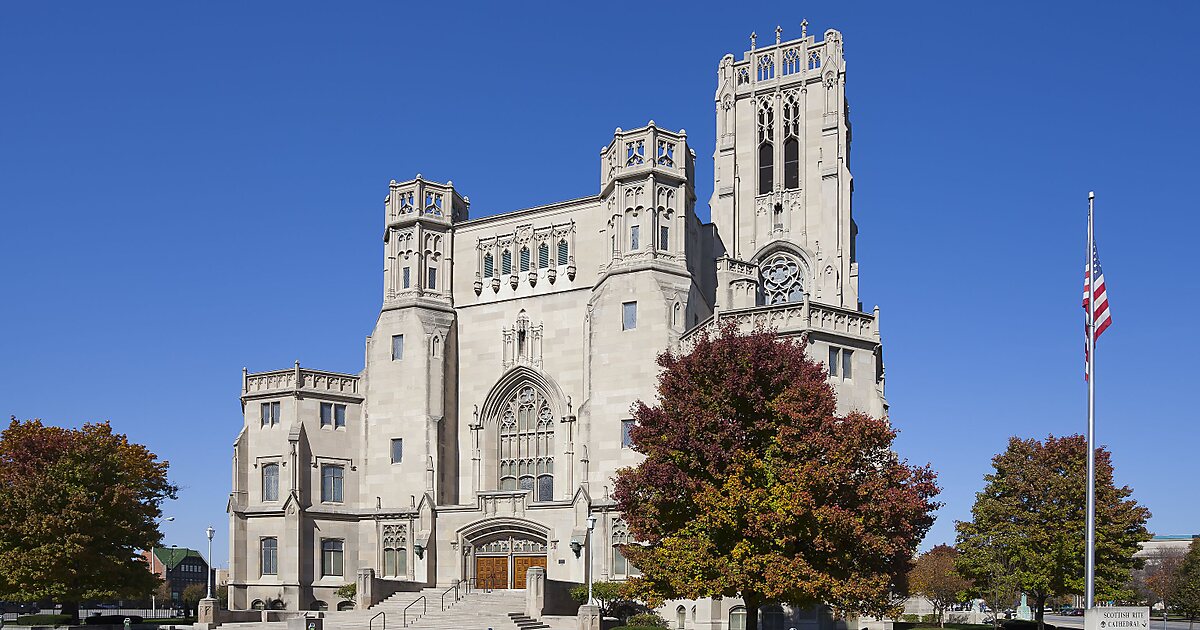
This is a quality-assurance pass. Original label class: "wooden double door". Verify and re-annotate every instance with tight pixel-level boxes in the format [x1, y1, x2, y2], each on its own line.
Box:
[475, 555, 546, 590]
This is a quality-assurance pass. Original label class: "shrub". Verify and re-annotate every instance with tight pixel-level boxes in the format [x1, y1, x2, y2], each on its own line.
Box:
[335, 583, 357, 601]
[15, 614, 73, 625]
[902, 614, 921, 622]
[627, 612, 669, 627]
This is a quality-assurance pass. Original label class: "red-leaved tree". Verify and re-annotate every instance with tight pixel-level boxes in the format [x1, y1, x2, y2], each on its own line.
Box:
[613, 325, 940, 629]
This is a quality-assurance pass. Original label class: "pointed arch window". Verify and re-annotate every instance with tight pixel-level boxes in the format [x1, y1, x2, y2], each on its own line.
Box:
[538, 242, 550, 269]
[502, 250, 513, 275]
[557, 240, 569, 265]
[520, 247, 531, 272]
[498, 385, 555, 501]
[483, 253, 494, 278]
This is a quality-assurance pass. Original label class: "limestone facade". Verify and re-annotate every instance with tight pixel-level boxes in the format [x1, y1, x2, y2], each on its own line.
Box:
[227, 25, 885, 629]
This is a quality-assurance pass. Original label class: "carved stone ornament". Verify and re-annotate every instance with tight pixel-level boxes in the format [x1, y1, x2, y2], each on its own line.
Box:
[473, 273, 483, 296]
[509, 274, 519, 290]
[491, 277, 501, 293]
[528, 271, 537, 287]
[547, 267, 557, 284]
[567, 258, 577, 281]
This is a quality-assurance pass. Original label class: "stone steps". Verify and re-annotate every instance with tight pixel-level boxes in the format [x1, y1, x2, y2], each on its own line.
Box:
[213, 588, 577, 630]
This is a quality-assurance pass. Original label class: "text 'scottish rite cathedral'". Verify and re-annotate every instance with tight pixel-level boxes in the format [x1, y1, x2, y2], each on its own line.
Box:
[228, 26, 886, 626]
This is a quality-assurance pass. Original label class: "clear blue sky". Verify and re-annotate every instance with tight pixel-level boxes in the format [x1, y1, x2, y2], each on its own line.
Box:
[2, 2, 1197, 566]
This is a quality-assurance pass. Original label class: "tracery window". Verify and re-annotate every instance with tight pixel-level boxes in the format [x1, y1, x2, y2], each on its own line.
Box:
[484, 253, 494, 278]
[498, 385, 555, 501]
[760, 252, 806, 305]
[557, 240, 569, 265]
[502, 250, 513, 275]
[520, 247, 531, 272]
[782, 48, 802, 75]
[381, 523, 407, 577]
[538, 242, 550, 269]
[756, 54, 775, 81]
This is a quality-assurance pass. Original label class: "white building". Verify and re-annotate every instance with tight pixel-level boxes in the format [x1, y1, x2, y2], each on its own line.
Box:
[228, 24, 886, 629]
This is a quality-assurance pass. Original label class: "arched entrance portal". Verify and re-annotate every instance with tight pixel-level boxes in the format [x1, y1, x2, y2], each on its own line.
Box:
[461, 519, 548, 590]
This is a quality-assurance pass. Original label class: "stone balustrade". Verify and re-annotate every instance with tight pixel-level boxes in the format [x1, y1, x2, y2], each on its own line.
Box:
[242, 363, 362, 399]
[685, 299, 878, 344]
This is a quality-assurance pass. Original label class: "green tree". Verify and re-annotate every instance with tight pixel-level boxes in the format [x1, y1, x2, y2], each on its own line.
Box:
[0, 419, 178, 623]
[909, 545, 972, 627]
[569, 581, 630, 619]
[613, 326, 941, 630]
[182, 583, 206, 616]
[955, 435, 1150, 630]
[335, 582, 357, 608]
[1176, 541, 1200, 630]
[216, 583, 229, 610]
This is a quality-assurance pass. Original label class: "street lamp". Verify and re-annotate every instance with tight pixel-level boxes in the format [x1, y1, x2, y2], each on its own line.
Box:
[205, 526, 215, 599]
[151, 516, 175, 619]
[585, 515, 597, 606]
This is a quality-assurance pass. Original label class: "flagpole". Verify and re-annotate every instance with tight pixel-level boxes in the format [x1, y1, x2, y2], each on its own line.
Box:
[1086, 191, 1097, 610]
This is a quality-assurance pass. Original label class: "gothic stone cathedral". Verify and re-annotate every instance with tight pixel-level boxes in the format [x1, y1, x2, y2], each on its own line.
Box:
[228, 26, 886, 629]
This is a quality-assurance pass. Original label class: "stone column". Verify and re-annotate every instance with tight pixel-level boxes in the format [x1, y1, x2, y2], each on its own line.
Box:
[525, 566, 545, 620]
[197, 598, 217, 629]
[577, 604, 601, 630]
[357, 568, 376, 608]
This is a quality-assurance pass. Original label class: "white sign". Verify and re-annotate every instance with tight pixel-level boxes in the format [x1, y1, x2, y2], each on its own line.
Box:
[1085, 607, 1151, 630]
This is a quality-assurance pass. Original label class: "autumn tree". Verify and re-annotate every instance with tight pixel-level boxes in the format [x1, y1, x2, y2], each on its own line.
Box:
[0, 419, 178, 623]
[613, 325, 940, 630]
[955, 435, 1149, 630]
[909, 545, 972, 627]
[1176, 541, 1200, 630]
[1130, 547, 1185, 612]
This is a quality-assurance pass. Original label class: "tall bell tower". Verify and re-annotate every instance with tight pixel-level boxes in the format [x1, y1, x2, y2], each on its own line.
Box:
[711, 24, 859, 312]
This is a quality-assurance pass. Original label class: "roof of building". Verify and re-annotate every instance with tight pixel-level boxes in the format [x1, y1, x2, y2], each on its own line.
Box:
[1150, 535, 1199, 541]
[151, 547, 206, 570]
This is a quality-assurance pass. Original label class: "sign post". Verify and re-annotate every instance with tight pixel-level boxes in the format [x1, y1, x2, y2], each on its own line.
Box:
[1085, 607, 1150, 630]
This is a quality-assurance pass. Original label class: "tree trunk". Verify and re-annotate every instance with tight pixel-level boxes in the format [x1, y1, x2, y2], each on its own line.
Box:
[1034, 592, 1046, 630]
[61, 601, 80, 625]
[744, 594, 760, 630]
[939, 605, 945, 628]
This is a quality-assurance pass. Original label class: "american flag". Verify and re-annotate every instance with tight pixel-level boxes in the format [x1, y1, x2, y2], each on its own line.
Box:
[1083, 242, 1111, 379]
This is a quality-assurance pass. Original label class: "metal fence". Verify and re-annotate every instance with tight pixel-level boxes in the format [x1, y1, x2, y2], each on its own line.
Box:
[2, 607, 189, 622]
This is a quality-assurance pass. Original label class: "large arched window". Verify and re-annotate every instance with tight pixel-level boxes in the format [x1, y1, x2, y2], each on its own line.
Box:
[762, 604, 786, 630]
[676, 605, 686, 629]
[498, 385, 555, 501]
[760, 252, 806, 305]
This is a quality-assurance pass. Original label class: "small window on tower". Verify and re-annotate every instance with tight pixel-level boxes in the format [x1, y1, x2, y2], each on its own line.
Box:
[630, 225, 640, 250]
[391, 438, 403, 464]
[659, 225, 669, 250]
[402, 267, 411, 289]
[622, 301, 637, 331]
[392, 335, 404, 361]
[427, 267, 437, 290]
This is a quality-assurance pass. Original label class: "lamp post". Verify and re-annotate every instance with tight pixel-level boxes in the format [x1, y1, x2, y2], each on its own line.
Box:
[205, 526, 215, 599]
[585, 515, 596, 606]
[151, 516, 175, 619]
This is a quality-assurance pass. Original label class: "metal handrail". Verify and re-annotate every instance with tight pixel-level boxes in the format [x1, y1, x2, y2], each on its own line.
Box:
[402, 595, 426, 627]
[439, 583, 460, 611]
[369, 611, 386, 630]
